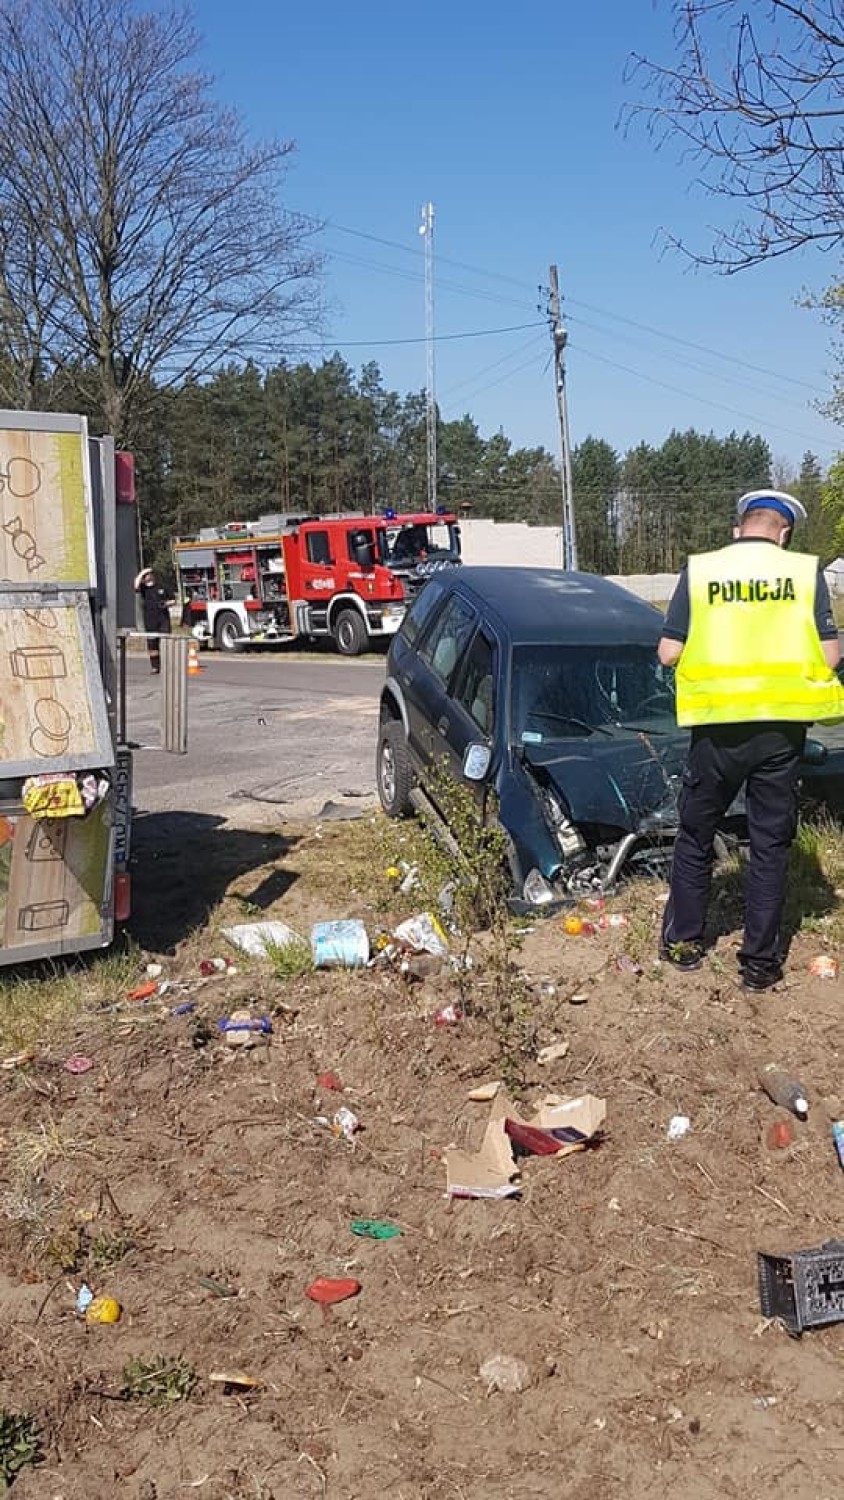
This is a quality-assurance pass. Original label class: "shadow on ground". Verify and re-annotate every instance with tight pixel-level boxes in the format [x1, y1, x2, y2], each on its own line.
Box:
[707, 839, 837, 952]
[127, 811, 300, 953]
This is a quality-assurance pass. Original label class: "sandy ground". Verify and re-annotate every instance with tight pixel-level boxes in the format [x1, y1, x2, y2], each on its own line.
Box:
[1, 813, 844, 1499]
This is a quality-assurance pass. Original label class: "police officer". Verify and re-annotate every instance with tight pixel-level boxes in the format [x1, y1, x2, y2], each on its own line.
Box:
[134, 567, 173, 674]
[658, 490, 844, 990]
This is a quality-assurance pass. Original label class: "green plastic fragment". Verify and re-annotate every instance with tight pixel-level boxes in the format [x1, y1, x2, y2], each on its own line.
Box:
[349, 1218, 401, 1240]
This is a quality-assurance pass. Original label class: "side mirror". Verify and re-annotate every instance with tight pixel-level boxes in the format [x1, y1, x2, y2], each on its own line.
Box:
[463, 743, 492, 782]
[802, 738, 828, 766]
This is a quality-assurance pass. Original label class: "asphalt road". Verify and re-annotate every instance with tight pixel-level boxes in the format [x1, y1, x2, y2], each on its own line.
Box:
[127, 652, 386, 824]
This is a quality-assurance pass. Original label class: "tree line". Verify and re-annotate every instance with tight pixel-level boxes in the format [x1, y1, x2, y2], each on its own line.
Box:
[58, 356, 832, 578]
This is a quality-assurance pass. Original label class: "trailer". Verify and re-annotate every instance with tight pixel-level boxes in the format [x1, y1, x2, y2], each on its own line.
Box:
[0, 410, 187, 966]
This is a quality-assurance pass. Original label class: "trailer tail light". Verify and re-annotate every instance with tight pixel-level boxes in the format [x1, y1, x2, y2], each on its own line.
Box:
[114, 871, 131, 923]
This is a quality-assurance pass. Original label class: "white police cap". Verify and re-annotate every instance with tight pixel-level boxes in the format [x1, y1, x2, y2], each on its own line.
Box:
[736, 489, 807, 527]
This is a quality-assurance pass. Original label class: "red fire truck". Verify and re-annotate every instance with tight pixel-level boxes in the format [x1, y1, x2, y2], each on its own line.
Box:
[381, 509, 462, 600]
[173, 512, 409, 655]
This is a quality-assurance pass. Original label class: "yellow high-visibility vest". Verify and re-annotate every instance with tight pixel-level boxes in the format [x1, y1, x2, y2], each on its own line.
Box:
[676, 540, 844, 727]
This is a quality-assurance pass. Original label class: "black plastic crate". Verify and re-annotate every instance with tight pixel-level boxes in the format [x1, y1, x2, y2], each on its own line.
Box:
[758, 1240, 844, 1335]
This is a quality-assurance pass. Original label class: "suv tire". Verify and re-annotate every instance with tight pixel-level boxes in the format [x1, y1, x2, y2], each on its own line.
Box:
[215, 611, 245, 653]
[334, 607, 367, 656]
[377, 720, 413, 817]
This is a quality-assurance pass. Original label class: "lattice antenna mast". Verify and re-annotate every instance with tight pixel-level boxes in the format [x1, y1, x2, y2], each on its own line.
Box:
[419, 201, 437, 510]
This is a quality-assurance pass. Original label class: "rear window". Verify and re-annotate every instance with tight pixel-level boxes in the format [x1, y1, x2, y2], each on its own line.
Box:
[398, 579, 446, 648]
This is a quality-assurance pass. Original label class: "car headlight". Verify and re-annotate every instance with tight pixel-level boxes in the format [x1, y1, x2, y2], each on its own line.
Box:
[523, 868, 555, 906]
[546, 793, 585, 856]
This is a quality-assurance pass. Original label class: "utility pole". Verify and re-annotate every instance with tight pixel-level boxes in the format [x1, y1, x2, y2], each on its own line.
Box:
[419, 202, 437, 511]
[547, 264, 578, 569]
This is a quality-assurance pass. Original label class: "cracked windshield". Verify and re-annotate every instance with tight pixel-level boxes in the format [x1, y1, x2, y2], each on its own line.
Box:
[512, 644, 676, 742]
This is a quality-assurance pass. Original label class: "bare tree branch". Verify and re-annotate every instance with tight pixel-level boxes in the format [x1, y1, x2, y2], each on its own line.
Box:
[621, 0, 844, 272]
[0, 0, 322, 440]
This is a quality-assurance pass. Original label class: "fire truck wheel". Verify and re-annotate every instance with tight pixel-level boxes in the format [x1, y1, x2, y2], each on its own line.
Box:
[377, 720, 413, 817]
[333, 607, 367, 656]
[215, 612, 245, 653]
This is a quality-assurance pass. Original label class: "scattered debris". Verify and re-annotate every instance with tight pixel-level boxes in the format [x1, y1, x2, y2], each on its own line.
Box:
[145, 962, 163, 979]
[0, 1051, 35, 1070]
[208, 1370, 263, 1390]
[401, 953, 444, 981]
[759, 1065, 809, 1120]
[832, 1120, 844, 1169]
[766, 1119, 795, 1151]
[199, 956, 236, 976]
[305, 1277, 361, 1306]
[479, 1354, 532, 1395]
[316, 1071, 343, 1092]
[569, 992, 589, 1006]
[562, 916, 596, 937]
[64, 1055, 94, 1075]
[218, 1012, 272, 1048]
[171, 1001, 196, 1017]
[667, 1115, 691, 1142]
[537, 1040, 570, 1066]
[332, 1106, 360, 1141]
[598, 913, 629, 929]
[222, 920, 301, 959]
[85, 1295, 122, 1325]
[350, 1219, 401, 1240]
[758, 1240, 844, 1334]
[616, 955, 643, 977]
[76, 1283, 94, 1315]
[434, 1003, 462, 1026]
[127, 981, 159, 1002]
[753, 1395, 778, 1410]
[809, 954, 839, 980]
[445, 1091, 605, 1198]
[467, 1080, 503, 1102]
[393, 912, 449, 958]
[317, 799, 365, 822]
[311, 919, 370, 969]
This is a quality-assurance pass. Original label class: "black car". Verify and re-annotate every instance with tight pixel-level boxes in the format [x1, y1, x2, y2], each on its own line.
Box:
[376, 567, 691, 908]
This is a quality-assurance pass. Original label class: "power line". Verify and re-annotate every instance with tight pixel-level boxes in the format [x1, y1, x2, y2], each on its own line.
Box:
[571, 342, 837, 452]
[308, 212, 830, 398]
[440, 334, 546, 402]
[295, 319, 544, 350]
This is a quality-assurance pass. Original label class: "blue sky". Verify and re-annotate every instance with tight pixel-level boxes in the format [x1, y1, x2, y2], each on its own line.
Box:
[194, 0, 841, 471]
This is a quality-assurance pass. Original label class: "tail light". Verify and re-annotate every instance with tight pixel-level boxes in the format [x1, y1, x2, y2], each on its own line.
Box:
[114, 871, 131, 922]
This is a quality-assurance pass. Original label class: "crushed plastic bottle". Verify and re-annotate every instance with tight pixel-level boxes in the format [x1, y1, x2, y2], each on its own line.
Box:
[759, 1064, 809, 1120]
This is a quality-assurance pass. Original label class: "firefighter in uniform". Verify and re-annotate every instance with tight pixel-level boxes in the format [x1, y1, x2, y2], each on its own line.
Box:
[658, 490, 844, 991]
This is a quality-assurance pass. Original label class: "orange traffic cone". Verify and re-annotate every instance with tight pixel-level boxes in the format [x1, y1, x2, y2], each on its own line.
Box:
[187, 640, 203, 676]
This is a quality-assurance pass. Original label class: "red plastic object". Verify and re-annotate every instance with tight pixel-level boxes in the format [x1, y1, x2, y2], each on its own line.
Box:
[504, 1118, 565, 1157]
[114, 872, 131, 923]
[434, 1004, 462, 1026]
[766, 1119, 795, 1151]
[127, 981, 158, 1002]
[317, 1071, 343, 1091]
[64, 1055, 94, 1075]
[305, 1277, 361, 1306]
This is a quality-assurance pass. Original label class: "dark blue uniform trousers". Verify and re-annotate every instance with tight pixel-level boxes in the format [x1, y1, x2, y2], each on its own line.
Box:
[662, 723, 804, 975]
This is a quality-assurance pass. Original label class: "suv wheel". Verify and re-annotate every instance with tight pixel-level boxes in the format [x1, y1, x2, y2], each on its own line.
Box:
[377, 720, 413, 816]
[334, 607, 367, 656]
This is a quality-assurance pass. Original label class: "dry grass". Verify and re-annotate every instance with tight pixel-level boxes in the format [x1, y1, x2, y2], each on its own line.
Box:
[0, 947, 141, 1059]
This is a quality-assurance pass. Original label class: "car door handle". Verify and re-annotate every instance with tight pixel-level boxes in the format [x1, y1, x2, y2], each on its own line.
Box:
[436, 715, 449, 737]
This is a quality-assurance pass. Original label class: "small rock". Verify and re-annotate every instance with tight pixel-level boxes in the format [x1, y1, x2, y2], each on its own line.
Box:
[569, 991, 589, 1006]
[688, 1417, 701, 1436]
[479, 1354, 532, 1395]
